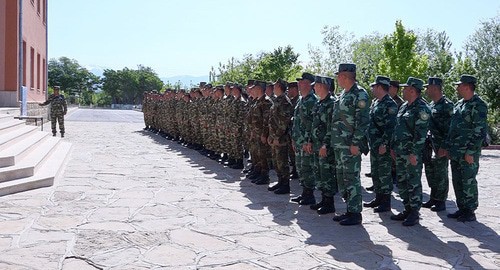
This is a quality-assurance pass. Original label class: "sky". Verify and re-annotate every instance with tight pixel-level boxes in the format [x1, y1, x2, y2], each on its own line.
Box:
[48, 0, 500, 78]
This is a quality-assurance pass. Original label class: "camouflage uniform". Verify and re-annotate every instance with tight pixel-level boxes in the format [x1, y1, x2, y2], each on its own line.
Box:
[424, 95, 454, 203]
[331, 83, 370, 215]
[391, 96, 431, 213]
[368, 94, 397, 196]
[443, 92, 487, 216]
[268, 93, 294, 191]
[293, 90, 318, 189]
[288, 94, 300, 176]
[249, 94, 272, 181]
[312, 93, 337, 197]
[40, 93, 68, 136]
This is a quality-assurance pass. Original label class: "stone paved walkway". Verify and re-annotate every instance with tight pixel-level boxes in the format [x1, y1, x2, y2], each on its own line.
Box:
[0, 109, 498, 269]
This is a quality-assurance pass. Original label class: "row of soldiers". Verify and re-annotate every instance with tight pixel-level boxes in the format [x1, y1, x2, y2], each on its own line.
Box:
[142, 63, 488, 227]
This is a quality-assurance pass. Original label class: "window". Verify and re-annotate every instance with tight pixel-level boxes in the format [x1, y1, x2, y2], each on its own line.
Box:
[31, 0, 34, 6]
[43, 58, 46, 92]
[22, 41, 27, 86]
[37, 0, 41, 15]
[43, 0, 47, 24]
[37, 53, 41, 90]
[30, 47, 35, 90]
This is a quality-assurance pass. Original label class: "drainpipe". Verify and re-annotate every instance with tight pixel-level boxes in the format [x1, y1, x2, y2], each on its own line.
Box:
[18, 0, 24, 114]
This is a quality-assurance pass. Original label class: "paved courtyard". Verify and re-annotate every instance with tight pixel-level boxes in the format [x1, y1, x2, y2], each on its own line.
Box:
[0, 109, 498, 270]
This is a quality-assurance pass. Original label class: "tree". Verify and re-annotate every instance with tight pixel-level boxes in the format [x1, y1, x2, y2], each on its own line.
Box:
[351, 33, 384, 89]
[307, 25, 354, 76]
[48, 57, 99, 98]
[253, 46, 303, 82]
[378, 21, 428, 82]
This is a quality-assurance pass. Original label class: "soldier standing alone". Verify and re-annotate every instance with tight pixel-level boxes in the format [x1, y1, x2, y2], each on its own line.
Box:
[39, 86, 68, 137]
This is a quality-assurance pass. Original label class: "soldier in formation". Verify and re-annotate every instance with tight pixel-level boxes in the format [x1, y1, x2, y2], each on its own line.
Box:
[142, 65, 488, 226]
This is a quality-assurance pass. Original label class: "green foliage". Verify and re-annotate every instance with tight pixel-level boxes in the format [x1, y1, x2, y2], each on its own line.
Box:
[101, 65, 163, 104]
[352, 33, 384, 89]
[212, 46, 302, 85]
[378, 21, 428, 82]
[48, 57, 99, 99]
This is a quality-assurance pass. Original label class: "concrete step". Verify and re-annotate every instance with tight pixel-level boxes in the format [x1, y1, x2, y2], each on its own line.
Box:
[0, 132, 50, 168]
[0, 119, 25, 133]
[0, 114, 13, 123]
[0, 125, 38, 151]
[0, 137, 60, 183]
[0, 141, 72, 197]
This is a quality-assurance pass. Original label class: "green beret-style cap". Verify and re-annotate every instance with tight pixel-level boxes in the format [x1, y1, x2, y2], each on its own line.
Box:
[296, 72, 315, 82]
[453, 74, 477, 85]
[424, 77, 443, 87]
[400, 77, 424, 91]
[370, 75, 391, 87]
[335, 63, 356, 75]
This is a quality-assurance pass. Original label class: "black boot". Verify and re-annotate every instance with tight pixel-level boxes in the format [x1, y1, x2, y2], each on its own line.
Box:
[226, 158, 236, 166]
[242, 165, 254, 174]
[230, 159, 244, 170]
[457, 209, 476, 222]
[374, 194, 391, 213]
[310, 196, 325, 210]
[402, 210, 420, 226]
[391, 207, 411, 221]
[339, 212, 362, 226]
[299, 188, 316, 205]
[291, 188, 306, 203]
[366, 185, 375, 191]
[447, 209, 464, 219]
[422, 198, 437, 208]
[317, 196, 335, 215]
[254, 174, 270, 185]
[363, 193, 382, 208]
[274, 179, 290, 194]
[431, 200, 446, 212]
[268, 181, 281, 191]
[333, 212, 350, 222]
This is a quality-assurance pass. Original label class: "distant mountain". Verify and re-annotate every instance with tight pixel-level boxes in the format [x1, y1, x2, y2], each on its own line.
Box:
[161, 75, 209, 88]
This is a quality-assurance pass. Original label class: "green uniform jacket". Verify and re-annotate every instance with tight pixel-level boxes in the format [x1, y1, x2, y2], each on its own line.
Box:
[391, 97, 431, 155]
[250, 95, 272, 139]
[443, 94, 488, 160]
[312, 93, 336, 149]
[293, 90, 318, 146]
[368, 94, 398, 150]
[331, 84, 370, 148]
[429, 96, 454, 150]
[268, 94, 293, 144]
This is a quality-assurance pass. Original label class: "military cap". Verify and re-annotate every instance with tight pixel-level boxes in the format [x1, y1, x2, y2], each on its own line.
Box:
[400, 77, 424, 91]
[247, 79, 255, 86]
[215, 85, 224, 91]
[335, 63, 356, 74]
[205, 83, 213, 88]
[273, 78, 288, 90]
[232, 84, 243, 91]
[453, 74, 477, 85]
[287, 81, 298, 88]
[54, 85, 61, 90]
[199, 82, 207, 87]
[314, 75, 333, 87]
[250, 80, 266, 90]
[389, 80, 400, 88]
[424, 77, 443, 87]
[225, 81, 234, 86]
[370, 75, 391, 87]
[296, 72, 315, 82]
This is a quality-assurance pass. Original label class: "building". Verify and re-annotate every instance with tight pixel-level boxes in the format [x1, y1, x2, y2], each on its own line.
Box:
[0, 0, 48, 115]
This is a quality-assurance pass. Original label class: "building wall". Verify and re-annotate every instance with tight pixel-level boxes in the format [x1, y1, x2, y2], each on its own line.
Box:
[0, 0, 47, 108]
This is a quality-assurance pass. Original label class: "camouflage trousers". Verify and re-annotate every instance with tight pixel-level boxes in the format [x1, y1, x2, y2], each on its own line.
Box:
[297, 148, 317, 189]
[228, 127, 244, 160]
[50, 112, 65, 134]
[450, 158, 479, 211]
[395, 154, 423, 211]
[333, 148, 362, 214]
[313, 147, 337, 197]
[424, 156, 449, 201]
[288, 141, 296, 169]
[271, 144, 289, 181]
[254, 139, 271, 175]
[370, 150, 393, 195]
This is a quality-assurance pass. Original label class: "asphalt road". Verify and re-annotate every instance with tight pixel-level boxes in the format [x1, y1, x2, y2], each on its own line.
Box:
[66, 108, 144, 123]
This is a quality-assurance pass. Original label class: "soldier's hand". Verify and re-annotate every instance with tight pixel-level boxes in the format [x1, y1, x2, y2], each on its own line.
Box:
[409, 154, 417, 166]
[464, 154, 474, 164]
[350, 145, 359, 156]
[378, 145, 387, 155]
[260, 135, 267, 144]
[319, 145, 327, 157]
[38, 103, 43, 106]
[303, 143, 312, 154]
[437, 148, 448, 158]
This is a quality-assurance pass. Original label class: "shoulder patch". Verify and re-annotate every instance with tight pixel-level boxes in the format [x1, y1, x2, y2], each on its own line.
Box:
[358, 100, 367, 109]
[419, 111, 430, 121]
